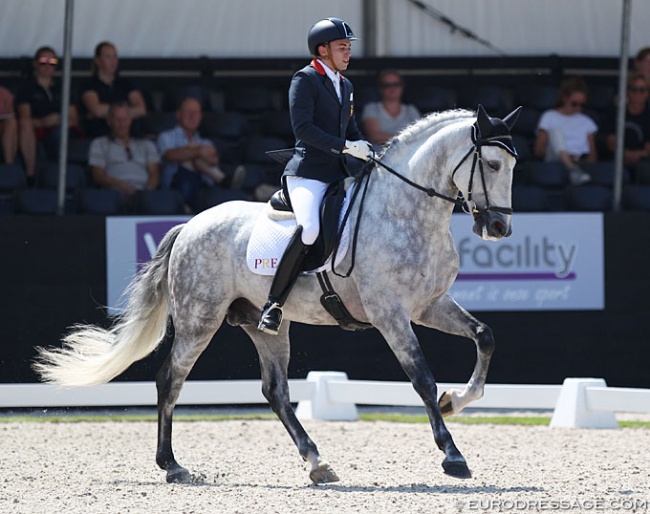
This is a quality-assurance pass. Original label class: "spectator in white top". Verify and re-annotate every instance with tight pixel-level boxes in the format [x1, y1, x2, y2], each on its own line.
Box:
[361, 69, 420, 151]
[534, 77, 597, 185]
[89, 101, 159, 202]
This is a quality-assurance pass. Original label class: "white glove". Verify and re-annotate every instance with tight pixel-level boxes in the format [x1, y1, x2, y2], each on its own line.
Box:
[343, 140, 374, 162]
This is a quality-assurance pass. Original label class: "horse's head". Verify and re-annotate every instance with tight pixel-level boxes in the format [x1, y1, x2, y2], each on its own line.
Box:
[452, 104, 521, 241]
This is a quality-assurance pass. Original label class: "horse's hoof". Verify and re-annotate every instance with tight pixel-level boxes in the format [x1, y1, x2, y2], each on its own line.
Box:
[309, 463, 340, 484]
[438, 391, 455, 417]
[166, 467, 192, 484]
[442, 459, 472, 479]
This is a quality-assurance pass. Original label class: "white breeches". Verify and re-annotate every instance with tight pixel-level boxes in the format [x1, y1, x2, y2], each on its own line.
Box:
[285, 176, 329, 245]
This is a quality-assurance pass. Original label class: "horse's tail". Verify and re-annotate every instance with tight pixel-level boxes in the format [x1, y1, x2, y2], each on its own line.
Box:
[34, 223, 186, 387]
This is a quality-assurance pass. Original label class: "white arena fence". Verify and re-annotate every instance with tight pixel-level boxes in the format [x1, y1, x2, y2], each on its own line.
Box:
[1, 372, 649, 429]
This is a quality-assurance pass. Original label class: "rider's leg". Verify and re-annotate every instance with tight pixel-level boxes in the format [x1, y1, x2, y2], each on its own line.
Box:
[258, 176, 328, 335]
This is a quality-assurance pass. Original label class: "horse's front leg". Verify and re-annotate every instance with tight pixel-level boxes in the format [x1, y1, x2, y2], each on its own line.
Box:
[241, 324, 339, 484]
[414, 293, 495, 417]
[374, 315, 471, 479]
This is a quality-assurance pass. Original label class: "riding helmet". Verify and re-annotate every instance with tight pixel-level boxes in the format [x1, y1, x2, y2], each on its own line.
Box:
[308, 17, 359, 56]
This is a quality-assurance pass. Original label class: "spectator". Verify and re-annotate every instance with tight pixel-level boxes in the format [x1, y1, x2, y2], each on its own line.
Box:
[361, 69, 420, 150]
[15, 46, 79, 183]
[601, 72, 650, 172]
[0, 85, 17, 164]
[633, 47, 650, 88]
[157, 96, 245, 212]
[534, 77, 597, 185]
[80, 41, 147, 138]
[89, 101, 159, 204]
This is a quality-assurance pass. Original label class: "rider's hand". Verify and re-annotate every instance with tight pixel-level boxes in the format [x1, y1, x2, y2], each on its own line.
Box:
[343, 140, 374, 162]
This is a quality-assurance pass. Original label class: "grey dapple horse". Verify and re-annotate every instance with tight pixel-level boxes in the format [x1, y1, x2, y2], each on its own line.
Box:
[35, 105, 520, 484]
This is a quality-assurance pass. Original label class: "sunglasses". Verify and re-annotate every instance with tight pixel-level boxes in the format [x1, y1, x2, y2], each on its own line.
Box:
[37, 57, 59, 66]
[380, 81, 403, 88]
[628, 87, 648, 93]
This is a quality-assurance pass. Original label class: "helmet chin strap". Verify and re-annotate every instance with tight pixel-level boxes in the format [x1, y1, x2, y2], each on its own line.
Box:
[321, 44, 344, 73]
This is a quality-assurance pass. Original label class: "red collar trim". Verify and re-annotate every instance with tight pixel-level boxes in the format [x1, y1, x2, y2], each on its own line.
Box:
[310, 59, 345, 80]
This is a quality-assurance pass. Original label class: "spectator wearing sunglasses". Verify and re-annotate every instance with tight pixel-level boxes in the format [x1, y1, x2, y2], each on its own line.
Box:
[601, 72, 650, 172]
[80, 42, 147, 138]
[15, 46, 79, 183]
[361, 69, 420, 151]
[89, 101, 159, 204]
[534, 77, 597, 185]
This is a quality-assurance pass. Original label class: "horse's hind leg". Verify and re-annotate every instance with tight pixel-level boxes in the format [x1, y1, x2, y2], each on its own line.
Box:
[241, 323, 339, 484]
[414, 293, 495, 417]
[156, 315, 222, 484]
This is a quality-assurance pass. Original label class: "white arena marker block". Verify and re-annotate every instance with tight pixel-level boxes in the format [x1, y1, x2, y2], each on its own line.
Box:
[296, 371, 358, 421]
[550, 378, 618, 429]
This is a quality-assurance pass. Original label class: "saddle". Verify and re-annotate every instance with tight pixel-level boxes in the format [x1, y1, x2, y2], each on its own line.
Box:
[269, 179, 348, 272]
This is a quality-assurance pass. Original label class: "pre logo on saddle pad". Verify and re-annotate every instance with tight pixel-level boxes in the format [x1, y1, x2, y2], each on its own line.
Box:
[246, 183, 353, 276]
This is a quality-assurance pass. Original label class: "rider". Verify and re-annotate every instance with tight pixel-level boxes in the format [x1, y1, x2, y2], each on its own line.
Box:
[257, 17, 374, 335]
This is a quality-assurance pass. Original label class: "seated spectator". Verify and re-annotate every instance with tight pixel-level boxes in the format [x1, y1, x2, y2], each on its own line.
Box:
[0, 85, 17, 164]
[534, 77, 597, 185]
[361, 69, 420, 151]
[89, 101, 159, 204]
[15, 46, 79, 183]
[633, 47, 650, 88]
[80, 41, 147, 138]
[157, 96, 245, 212]
[601, 72, 650, 172]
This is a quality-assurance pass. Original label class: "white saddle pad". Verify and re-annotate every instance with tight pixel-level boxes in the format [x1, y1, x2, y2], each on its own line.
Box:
[246, 185, 354, 276]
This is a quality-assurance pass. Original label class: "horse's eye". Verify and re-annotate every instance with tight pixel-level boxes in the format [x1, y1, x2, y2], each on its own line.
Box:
[487, 160, 501, 171]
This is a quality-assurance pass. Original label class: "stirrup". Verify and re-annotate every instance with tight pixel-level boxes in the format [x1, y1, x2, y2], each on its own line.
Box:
[257, 302, 283, 335]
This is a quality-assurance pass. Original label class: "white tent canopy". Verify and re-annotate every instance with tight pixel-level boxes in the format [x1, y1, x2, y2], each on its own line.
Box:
[0, 0, 647, 59]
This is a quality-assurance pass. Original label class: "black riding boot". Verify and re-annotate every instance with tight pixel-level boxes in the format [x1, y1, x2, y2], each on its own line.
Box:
[258, 226, 309, 335]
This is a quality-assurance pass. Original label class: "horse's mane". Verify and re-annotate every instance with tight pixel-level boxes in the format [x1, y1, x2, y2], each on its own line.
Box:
[382, 108, 475, 157]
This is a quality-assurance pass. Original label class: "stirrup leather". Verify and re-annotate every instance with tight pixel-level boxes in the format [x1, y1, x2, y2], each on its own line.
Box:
[258, 302, 283, 335]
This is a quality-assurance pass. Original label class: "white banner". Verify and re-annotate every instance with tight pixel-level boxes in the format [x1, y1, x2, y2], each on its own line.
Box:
[106, 213, 604, 314]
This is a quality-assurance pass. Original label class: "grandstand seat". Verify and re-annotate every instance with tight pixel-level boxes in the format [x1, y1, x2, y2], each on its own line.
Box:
[511, 185, 551, 212]
[622, 184, 650, 211]
[260, 110, 294, 139]
[226, 86, 276, 114]
[527, 161, 569, 189]
[407, 86, 455, 114]
[634, 160, 650, 184]
[457, 85, 511, 116]
[15, 189, 60, 215]
[133, 189, 186, 215]
[583, 161, 629, 188]
[567, 185, 613, 211]
[42, 162, 87, 190]
[211, 137, 243, 165]
[510, 107, 541, 138]
[142, 111, 177, 138]
[511, 134, 533, 162]
[199, 111, 249, 140]
[515, 84, 557, 110]
[243, 136, 290, 164]
[586, 84, 615, 112]
[0, 163, 25, 214]
[66, 138, 92, 166]
[77, 188, 127, 215]
[198, 188, 249, 211]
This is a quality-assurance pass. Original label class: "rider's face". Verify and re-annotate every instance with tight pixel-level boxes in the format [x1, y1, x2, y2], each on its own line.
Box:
[322, 39, 352, 72]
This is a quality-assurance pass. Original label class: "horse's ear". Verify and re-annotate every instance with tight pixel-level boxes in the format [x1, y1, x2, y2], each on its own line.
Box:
[503, 106, 522, 131]
[476, 104, 492, 137]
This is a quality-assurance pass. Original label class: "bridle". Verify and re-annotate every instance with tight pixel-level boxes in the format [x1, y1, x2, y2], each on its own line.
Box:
[370, 125, 516, 218]
[331, 122, 517, 278]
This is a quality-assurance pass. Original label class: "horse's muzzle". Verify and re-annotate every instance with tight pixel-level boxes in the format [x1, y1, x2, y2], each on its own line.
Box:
[472, 210, 512, 240]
